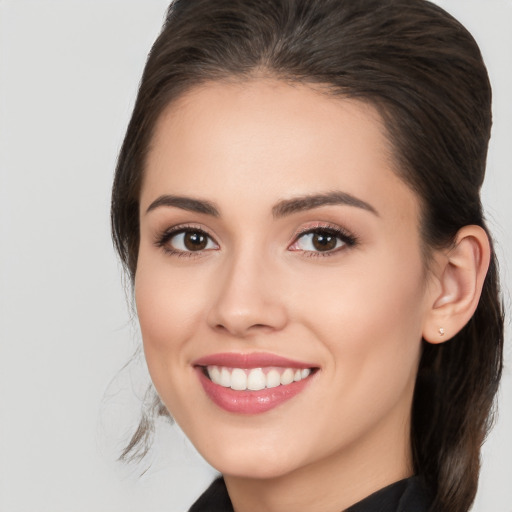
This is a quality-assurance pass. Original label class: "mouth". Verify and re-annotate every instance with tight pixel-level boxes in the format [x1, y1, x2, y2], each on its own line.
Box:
[193, 353, 318, 414]
[201, 365, 312, 391]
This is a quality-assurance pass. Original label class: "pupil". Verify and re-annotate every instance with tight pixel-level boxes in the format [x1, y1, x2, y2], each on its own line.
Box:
[312, 233, 336, 251]
[184, 232, 207, 251]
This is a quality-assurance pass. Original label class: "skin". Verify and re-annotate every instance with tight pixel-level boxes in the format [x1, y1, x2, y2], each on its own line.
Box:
[135, 79, 445, 512]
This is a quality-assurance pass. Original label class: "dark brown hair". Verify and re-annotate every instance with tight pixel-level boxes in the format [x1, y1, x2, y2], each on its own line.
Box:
[111, 1, 504, 511]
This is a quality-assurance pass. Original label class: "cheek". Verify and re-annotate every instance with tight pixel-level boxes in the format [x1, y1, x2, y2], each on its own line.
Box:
[134, 258, 214, 426]
[300, 252, 424, 323]
[294, 249, 426, 391]
[134, 250, 208, 370]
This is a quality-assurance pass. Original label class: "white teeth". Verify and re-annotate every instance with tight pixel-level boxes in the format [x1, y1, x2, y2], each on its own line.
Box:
[266, 369, 281, 388]
[209, 366, 221, 384]
[247, 368, 266, 391]
[280, 368, 295, 385]
[206, 365, 313, 390]
[220, 367, 231, 387]
[231, 368, 247, 390]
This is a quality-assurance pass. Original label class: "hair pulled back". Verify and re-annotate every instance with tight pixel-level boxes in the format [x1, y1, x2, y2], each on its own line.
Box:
[111, 1, 504, 511]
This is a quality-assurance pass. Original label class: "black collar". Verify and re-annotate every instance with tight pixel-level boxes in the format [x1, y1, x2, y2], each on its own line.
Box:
[188, 476, 433, 512]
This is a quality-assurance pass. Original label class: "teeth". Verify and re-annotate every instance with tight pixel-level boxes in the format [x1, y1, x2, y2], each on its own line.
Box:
[231, 368, 247, 391]
[220, 367, 231, 387]
[266, 369, 281, 388]
[206, 365, 313, 391]
[280, 368, 294, 385]
[247, 368, 266, 391]
[209, 366, 221, 383]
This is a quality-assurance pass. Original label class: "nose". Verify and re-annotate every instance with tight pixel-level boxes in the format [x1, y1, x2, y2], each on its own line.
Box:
[206, 251, 288, 338]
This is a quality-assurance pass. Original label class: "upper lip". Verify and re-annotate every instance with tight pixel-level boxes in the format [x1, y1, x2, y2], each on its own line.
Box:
[193, 352, 317, 369]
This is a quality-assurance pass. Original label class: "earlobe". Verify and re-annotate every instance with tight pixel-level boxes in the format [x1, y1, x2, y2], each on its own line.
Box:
[423, 225, 490, 344]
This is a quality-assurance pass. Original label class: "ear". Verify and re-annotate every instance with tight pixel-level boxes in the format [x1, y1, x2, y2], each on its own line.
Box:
[422, 225, 490, 344]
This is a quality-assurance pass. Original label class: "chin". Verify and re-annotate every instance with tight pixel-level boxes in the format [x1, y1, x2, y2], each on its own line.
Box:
[200, 441, 306, 480]
[213, 457, 299, 480]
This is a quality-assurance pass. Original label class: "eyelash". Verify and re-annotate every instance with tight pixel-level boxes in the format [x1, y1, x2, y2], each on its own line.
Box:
[289, 224, 358, 258]
[154, 223, 358, 258]
[154, 224, 217, 258]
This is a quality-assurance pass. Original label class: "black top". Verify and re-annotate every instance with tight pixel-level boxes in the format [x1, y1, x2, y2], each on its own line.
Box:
[188, 476, 433, 511]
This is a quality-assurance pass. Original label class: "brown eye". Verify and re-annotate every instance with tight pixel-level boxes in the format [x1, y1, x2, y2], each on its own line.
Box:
[288, 227, 355, 255]
[183, 231, 208, 251]
[311, 232, 337, 251]
[162, 229, 218, 253]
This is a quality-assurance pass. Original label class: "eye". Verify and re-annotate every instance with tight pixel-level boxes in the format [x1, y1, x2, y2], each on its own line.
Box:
[288, 226, 356, 255]
[156, 227, 219, 255]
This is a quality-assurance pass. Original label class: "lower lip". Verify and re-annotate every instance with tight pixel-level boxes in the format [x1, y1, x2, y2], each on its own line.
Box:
[196, 368, 313, 414]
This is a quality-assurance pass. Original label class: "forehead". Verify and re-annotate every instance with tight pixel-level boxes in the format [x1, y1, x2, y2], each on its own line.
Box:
[141, 79, 419, 226]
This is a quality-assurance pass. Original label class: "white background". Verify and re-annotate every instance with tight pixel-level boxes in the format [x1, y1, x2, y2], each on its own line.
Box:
[0, 1, 510, 511]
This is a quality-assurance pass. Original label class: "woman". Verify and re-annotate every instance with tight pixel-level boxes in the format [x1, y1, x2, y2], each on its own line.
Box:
[111, 1, 504, 511]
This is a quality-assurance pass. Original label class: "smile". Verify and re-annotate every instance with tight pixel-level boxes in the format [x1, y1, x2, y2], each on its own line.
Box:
[193, 353, 318, 414]
[206, 366, 312, 391]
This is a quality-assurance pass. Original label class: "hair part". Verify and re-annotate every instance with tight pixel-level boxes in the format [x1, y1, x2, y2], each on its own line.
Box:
[111, 1, 504, 511]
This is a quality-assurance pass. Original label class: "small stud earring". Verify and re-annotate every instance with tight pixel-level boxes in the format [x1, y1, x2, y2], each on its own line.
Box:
[439, 327, 445, 336]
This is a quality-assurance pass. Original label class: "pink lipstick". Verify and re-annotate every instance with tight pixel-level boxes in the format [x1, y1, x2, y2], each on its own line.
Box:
[193, 352, 317, 414]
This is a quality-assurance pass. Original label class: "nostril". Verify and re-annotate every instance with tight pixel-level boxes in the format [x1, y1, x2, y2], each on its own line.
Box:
[213, 322, 276, 335]
[207, 289, 288, 336]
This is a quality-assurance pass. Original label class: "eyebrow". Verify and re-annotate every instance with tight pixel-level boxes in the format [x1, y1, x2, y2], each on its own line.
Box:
[145, 191, 378, 218]
[146, 195, 220, 216]
[272, 191, 379, 218]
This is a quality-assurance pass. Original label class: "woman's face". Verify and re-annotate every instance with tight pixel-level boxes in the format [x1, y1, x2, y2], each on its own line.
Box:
[136, 80, 434, 482]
